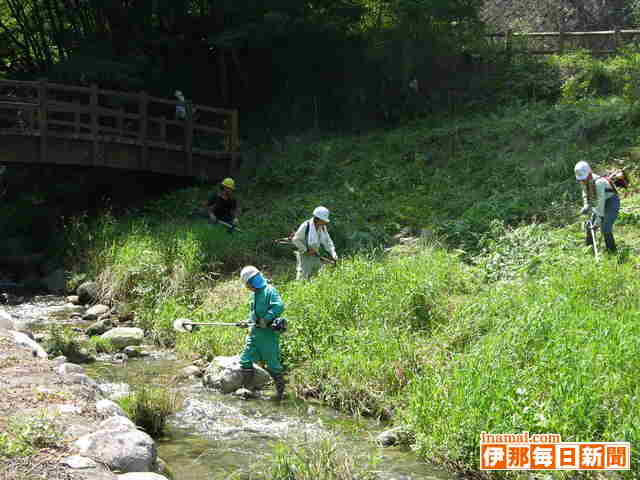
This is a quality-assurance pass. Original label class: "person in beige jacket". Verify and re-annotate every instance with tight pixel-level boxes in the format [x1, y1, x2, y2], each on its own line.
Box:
[291, 206, 338, 280]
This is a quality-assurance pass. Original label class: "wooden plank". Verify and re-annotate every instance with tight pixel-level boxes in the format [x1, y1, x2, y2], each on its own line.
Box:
[0, 101, 38, 108]
[38, 79, 48, 164]
[185, 100, 194, 176]
[47, 119, 90, 129]
[139, 91, 149, 170]
[193, 124, 227, 135]
[44, 83, 93, 94]
[230, 110, 239, 152]
[190, 104, 236, 115]
[158, 117, 166, 142]
[0, 79, 38, 87]
[90, 84, 98, 166]
[94, 86, 142, 100]
[73, 99, 80, 134]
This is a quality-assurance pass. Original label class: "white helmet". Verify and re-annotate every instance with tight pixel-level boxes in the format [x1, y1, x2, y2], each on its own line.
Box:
[313, 206, 330, 223]
[574, 161, 592, 181]
[240, 266, 260, 284]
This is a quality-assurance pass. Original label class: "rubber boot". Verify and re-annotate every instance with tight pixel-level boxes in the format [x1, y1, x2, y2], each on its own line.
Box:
[240, 367, 255, 390]
[269, 371, 285, 401]
[603, 232, 617, 253]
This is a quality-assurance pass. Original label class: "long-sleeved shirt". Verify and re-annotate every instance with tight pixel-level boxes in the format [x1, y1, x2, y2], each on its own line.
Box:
[581, 173, 617, 218]
[291, 218, 337, 260]
[250, 284, 284, 325]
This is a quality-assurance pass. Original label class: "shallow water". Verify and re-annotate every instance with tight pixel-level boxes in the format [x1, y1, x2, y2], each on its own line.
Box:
[10, 295, 452, 480]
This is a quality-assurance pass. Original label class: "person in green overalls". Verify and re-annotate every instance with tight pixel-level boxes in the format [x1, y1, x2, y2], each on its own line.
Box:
[238, 266, 286, 401]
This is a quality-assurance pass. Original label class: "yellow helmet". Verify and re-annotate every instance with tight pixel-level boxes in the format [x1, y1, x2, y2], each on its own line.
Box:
[221, 178, 235, 190]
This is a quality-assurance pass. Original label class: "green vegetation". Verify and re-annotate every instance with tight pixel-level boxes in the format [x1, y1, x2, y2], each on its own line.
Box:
[240, 439, 379, 480]
[86, 335, 116, 354]
[43, 324, 84, 360]
[58, 49, 640, 477]
[116, 384, 183, 438]
[0, 415, 61, 458]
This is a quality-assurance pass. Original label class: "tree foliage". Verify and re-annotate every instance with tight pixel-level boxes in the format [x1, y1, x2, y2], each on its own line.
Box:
[0, 0, 484, 132]
[482, 0, 633, 33]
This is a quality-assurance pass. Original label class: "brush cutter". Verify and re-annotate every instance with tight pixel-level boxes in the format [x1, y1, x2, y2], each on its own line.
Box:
[587, 218, 600, 262]
[173, 317, 249, 333]
[273, 238, 336, 265]
[215, 219, 243, 233]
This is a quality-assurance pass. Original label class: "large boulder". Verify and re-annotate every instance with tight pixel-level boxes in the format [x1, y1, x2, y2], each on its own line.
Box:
[202, 355, 271, 393]
[95, 399, 127, 418]
[83, 304, 110, 321]
[101, 328, 144, 349]
[0, 307, 15, 331]
[116, 473, 169, 480]
[98, 415, 136, 432]
[74, 428, 157, 473]
[77, 281, 99, 305]
[10, 330, 47, 358]
[86, 318, 114, 336]
[56, 362, 85, 375]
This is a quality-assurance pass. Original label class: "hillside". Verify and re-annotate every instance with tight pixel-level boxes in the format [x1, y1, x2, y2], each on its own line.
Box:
[62, 92, 640, 477]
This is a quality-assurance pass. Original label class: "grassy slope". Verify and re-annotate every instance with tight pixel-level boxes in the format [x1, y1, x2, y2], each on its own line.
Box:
[69, 97, 640, 476]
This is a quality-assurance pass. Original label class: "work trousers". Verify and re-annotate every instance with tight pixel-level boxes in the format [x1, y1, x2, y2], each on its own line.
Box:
[295, 251, 322, 280]
[239, 326, 283, 374]
[602, 195, 620, 233]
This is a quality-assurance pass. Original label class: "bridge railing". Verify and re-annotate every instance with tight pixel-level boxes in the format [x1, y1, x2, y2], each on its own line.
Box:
[0, 79, 239, 170]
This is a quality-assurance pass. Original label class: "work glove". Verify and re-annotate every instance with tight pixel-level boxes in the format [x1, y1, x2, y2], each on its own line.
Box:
[580, 205, 590, 215]
[593, 215, 603, 228]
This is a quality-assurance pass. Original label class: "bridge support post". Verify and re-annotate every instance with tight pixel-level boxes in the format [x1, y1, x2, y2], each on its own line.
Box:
[185, 100, 194, 176]
[140, 91, 149, 170]
[38, 79, 48, 164]
[90, 84, 98, 166]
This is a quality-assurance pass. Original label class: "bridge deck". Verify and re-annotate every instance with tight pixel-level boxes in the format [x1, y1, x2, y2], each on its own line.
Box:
[0, 79, 240, 179]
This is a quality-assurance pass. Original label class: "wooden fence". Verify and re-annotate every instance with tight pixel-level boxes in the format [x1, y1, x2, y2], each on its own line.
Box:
[0, 79, 239, 178]
[488, 29, 640, 55]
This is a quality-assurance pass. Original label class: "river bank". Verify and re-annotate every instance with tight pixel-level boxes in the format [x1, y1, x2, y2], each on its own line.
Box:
[0, 296, 450, 480]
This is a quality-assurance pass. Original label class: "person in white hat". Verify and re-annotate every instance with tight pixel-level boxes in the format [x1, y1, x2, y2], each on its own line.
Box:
[574, 160, 620, 253]
[291, 206, 338, 280]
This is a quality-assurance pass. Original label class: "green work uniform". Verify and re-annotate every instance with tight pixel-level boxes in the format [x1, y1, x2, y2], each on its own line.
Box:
[239, 284, 285, 374]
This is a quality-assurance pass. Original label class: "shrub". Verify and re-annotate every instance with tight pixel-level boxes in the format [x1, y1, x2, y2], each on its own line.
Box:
[116, 384, 182, 438]
[0, 415, 62, 458]
[43, 324, 83, 361]
[86, 336, 116, 354]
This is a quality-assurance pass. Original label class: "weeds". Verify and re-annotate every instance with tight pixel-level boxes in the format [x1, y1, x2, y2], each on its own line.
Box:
[43, 324, 83, 361]
[241, 439, 379, 480]
[0, 415, 62, 458]
[86, 335, 116, 354]
[116, 384, 182, 438]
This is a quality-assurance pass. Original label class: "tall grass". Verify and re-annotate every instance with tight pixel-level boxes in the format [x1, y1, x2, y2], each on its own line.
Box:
[240, 439, 379, 480]
[116, 384, 182, 438]
[404, 255, 640, 475]
[61, 50, 640, 475]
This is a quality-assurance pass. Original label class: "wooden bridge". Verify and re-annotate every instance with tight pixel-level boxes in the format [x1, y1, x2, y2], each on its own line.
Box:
[0, 79, 240, 180]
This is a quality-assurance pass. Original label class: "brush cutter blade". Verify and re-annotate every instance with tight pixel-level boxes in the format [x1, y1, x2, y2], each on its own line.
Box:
[173, 318, 194, 333]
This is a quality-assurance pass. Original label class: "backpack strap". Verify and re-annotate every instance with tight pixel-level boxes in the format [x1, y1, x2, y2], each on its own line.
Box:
[603, 174, 618, 195]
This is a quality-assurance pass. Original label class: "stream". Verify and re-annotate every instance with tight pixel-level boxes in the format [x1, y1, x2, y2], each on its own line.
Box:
[6, 294, 453, 480]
